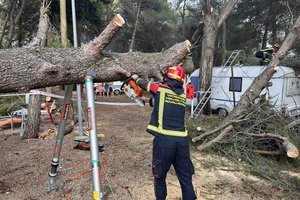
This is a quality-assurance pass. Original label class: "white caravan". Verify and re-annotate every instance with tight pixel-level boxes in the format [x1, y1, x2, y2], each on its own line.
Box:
[187, 65, 300, 117]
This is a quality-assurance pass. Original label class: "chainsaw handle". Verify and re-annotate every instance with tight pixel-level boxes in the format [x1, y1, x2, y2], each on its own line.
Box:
[120, 77, 133, 91]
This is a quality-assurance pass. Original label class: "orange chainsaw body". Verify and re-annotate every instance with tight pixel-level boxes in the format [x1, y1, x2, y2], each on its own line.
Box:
[124, 80, 144, 96]
[122, 79, 145, 106]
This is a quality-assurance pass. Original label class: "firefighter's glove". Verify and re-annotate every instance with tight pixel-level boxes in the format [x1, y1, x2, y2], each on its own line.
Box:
[131, 74, 139, 81]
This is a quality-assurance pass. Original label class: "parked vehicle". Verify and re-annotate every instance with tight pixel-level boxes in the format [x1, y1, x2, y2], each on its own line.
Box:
[112, 81, 123, 95]
[187, 65, 300, 117]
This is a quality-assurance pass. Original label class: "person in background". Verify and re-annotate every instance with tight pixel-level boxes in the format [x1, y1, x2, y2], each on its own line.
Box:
[255, 43, 280, 65]
[98, 83, 104, 96]
[94, 83, 99, 99]
[131, 65, 197, 200]
[104, 82, 109, 97]
[109, 84, 113, 97]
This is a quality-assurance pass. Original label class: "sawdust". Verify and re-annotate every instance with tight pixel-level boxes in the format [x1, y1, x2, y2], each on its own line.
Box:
[0, 94, 298, 200]
[39, 128, 57, 138]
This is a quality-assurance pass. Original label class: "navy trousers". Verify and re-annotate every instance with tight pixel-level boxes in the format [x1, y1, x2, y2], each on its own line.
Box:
[152, 137, 196, 200]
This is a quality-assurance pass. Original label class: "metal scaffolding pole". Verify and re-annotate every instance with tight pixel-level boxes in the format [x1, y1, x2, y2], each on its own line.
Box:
[48, 84, 74, 191]
[85, 71, 102, 200]
[71, 0, 78, 48]
[71, 0, 84, 136]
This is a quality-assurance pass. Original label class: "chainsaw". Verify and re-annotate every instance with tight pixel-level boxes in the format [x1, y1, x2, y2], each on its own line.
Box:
[121, 77, 145, 106]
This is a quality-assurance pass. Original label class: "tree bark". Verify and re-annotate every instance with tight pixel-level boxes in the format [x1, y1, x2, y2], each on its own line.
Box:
[0, 0, 16, 47]
[21, 94, 41, 139]
[191, 21, 204, 69]
[181, 0, 187, 37]
[29, 11, 50, 47]
[262, 24, 268, 49]
[22, 4, 50, 139]
[0, 15, 192, 93]
[3, 0, 26, 49]
[60, 0, 68, 47]
[191, 22, 204, 45]
[221, 19, 226, 64]
[198, 0, 238, 114]
[129, 0, 141, 52]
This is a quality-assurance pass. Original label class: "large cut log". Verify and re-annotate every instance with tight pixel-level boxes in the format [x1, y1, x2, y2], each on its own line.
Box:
[0, 14, 192, 93]
[252, 141, 299, 158]
[283, 141, 299, 158]
[243, 132, 299, 158]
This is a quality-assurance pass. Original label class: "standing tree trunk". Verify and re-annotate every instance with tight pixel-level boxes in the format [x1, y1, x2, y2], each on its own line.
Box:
[60, 0, 68, 47]
[22, 4, 50, 139]
[221, 19, 226, 63]
[22, 94, 42, 139]
[129, 0, 141, 52]
[181, 0, 187, 37]
[190, 21, 204, 69]
[198, 0, 238, 114]
[3, 0, 26, 48]
[262, 24, 269, 49]
[0, 0, 16, 47]
[199, 9, 217, 114]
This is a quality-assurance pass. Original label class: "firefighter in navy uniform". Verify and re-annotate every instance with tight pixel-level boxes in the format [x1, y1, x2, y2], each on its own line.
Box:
[131, 65, 197, 200]
[255, 43, 280, 65]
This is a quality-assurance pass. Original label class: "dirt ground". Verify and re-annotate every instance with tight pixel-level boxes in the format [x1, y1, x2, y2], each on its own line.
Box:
[0, 93, 299, 200]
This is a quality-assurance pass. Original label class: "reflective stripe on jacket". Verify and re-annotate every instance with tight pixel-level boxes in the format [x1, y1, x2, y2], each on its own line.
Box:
[147, 86, 187, 137]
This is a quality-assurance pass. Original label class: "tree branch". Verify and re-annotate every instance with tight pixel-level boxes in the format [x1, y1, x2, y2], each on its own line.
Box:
[83, 14, 125, 56]
[196, 125, 233, 151]
[217, 0, 238, 29]
[27, 10, 50, 47]
[192, 116, 246, 142]
[286, 119, 300, 129]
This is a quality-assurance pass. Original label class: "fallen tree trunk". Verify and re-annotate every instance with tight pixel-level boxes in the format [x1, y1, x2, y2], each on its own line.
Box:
[0, 14, 192, 93]
[192, 15, 300, 151]
[228, 16, 300, 120]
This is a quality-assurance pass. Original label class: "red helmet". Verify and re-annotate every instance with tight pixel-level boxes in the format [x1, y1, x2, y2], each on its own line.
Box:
[166, 65, 185, 83]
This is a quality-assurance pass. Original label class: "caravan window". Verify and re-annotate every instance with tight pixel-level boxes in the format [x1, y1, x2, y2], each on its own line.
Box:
[229, 77, 242, 92]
